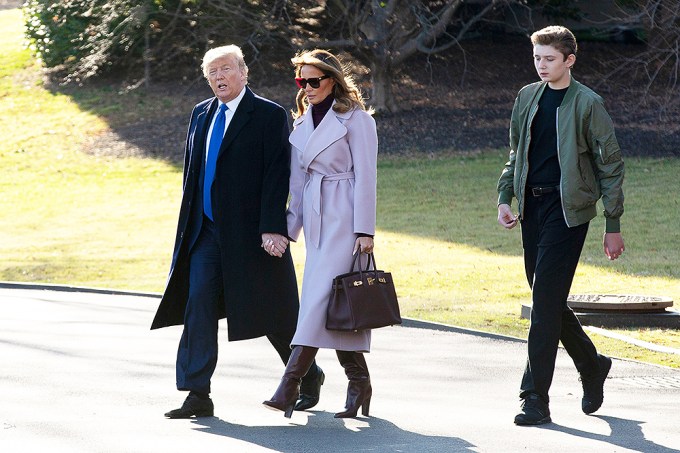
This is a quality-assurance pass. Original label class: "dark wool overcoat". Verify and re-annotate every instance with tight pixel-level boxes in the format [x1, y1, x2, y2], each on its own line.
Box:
[150, 87, 300, 341]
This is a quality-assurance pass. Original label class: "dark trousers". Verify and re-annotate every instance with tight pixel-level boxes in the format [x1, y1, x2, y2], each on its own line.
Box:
[175, 218, 315, 394]
[519, 191, 599, 403]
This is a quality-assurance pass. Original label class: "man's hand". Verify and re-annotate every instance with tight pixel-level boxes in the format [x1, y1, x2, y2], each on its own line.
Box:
[261, 233, 289, 258]
[603, 232, 625, 260]
[498, 204, 518, 229]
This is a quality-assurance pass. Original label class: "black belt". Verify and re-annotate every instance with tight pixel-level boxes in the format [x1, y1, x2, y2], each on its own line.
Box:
[529, 185, 560, 197]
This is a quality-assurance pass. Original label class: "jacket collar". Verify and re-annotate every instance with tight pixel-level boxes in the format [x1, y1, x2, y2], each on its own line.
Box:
[532, 77, 582, 108]
[212, 86, 255, 157]
[561, 77, 582, 106]
[290, 102, 354, 170]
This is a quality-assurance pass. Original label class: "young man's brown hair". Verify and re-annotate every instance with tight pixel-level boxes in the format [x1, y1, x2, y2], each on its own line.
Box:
[530, 25, 578, 60]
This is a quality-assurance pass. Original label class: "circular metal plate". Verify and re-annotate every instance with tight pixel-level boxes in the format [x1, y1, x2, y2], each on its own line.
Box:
[567, 294, 673, 313]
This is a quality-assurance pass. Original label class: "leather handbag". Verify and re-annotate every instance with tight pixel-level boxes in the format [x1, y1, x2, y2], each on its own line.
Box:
[326, 252, 402, 331]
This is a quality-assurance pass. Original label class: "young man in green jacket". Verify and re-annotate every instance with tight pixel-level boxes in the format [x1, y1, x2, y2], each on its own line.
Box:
[497, 25, 625, 426]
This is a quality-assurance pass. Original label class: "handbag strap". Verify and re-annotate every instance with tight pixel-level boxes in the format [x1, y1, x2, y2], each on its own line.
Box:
[349, 252, 379, 277]
[349, 251, 362, 275]
[367, 253, 377, 271]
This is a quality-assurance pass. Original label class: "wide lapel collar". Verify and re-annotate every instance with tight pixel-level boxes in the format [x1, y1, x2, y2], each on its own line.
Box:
[300, 103, 351, 170]
[190, 99, 216, 170]
[289, 109, 314, 154]
[218, 86, 254, 157]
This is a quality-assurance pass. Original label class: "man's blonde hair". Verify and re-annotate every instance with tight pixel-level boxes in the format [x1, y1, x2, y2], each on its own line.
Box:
[201, 45, 249, 79]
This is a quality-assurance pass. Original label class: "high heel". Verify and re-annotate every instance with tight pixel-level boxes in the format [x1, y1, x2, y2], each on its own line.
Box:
[262, 377, 298, 418]
[335, 350, 372, 418]
[263, 346, 318, 418]
[361, 393, 371, 416]
[335, 380, 372, 418]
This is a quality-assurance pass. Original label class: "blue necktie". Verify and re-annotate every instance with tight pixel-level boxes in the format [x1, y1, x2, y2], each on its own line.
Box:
[204, 103, 227, 220]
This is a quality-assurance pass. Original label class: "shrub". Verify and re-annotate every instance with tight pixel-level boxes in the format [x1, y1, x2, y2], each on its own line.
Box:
[23, 0, 93, 68]
[23, 0, 157, 82]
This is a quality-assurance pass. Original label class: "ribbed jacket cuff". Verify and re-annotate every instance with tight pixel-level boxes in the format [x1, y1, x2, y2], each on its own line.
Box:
[605, 217, 621, 233]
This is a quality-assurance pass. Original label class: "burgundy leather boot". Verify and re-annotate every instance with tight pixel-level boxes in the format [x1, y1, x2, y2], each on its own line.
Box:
[263, 346, 318, 418]
[335, 350, 372, 418]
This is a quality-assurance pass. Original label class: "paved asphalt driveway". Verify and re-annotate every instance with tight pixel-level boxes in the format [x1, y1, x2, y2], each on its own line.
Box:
[1, 285, 680, 452]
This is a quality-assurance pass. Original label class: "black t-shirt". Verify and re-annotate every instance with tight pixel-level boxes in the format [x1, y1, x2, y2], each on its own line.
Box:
[526, 85, 568, 187]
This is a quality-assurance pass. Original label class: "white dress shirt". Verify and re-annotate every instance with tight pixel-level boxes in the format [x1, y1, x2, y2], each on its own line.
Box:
[205, 86, 247, 163]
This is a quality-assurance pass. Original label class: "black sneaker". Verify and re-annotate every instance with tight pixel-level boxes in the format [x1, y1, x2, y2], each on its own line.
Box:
[514, 394, 551, 425]
[580, 354, 612, 414]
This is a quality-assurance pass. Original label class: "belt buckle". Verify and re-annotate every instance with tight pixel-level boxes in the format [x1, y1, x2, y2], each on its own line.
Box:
[531, 187, 542, 197]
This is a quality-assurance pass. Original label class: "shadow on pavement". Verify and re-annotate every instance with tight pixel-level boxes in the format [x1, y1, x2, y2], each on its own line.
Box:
[545, 415, 680, 453]
[191, 411, 475, 452]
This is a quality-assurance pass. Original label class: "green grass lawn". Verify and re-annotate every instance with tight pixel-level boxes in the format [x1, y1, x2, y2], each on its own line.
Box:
[2, 7, 680, 368]
[0, 9, 180, 290]
[369, 154, 680, 368]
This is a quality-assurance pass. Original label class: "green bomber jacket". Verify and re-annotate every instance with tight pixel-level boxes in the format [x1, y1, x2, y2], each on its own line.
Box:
[497, 78, 625, 233]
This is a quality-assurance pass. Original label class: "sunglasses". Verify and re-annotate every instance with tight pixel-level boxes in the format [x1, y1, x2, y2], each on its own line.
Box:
[295, 75, 330, 89]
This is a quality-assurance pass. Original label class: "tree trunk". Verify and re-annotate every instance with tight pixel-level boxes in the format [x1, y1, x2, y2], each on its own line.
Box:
[144, 20, 151, 89]
[369, 61, 399, 113]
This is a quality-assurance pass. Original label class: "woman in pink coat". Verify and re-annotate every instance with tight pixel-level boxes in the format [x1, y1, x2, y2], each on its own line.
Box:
[263, 49, 378, 419]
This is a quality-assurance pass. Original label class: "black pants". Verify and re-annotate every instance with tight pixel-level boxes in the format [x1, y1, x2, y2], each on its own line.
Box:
[176, 218, 318, 394]
[519, 191, 599, 403]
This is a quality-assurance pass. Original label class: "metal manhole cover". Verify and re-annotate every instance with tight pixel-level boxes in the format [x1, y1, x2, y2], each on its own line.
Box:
[568, 294, 673, 313]
[612, 375, 680, 389]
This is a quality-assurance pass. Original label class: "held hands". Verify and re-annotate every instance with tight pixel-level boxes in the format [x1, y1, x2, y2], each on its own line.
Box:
[261, 233, 289, 258]
[353, 236, 374, 255]
[603, 232, 625, 260]
[498, 204, 518, 229]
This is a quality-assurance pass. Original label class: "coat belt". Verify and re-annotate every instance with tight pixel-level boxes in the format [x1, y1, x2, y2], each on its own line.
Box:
[307, 171, 355, 248]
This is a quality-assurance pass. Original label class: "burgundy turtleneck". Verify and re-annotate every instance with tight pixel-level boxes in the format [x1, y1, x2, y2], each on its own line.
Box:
[311, 94, 334, 128]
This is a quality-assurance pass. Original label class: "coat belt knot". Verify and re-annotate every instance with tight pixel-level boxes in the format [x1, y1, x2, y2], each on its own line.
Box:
[307, 171, 355, 248]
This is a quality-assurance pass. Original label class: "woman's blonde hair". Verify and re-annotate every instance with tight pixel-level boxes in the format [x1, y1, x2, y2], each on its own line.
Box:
[291, 49, 370, 119]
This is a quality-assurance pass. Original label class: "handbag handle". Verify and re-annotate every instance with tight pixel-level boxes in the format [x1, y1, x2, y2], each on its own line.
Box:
[349, 252, 378, 278]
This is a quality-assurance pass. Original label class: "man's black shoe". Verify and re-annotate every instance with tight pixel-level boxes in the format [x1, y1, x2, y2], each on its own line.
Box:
[580, 354, 612, 415]
[295, 366, 325, 411]
[164, 393, 214, 419]
[514, 394, 551, 426]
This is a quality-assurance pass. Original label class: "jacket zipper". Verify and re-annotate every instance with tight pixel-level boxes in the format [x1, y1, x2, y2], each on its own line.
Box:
[521, 104, 539, 220]
[555, 107, 570, 226]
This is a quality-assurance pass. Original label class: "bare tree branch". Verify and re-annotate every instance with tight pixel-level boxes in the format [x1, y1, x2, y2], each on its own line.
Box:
[602, 0, 680, 114]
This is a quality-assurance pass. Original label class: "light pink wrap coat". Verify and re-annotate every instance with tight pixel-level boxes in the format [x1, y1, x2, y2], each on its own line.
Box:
[287, 103, 378, 352]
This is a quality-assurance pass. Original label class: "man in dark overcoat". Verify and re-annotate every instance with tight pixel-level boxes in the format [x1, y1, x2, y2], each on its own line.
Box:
[151, 45, 324, 418]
